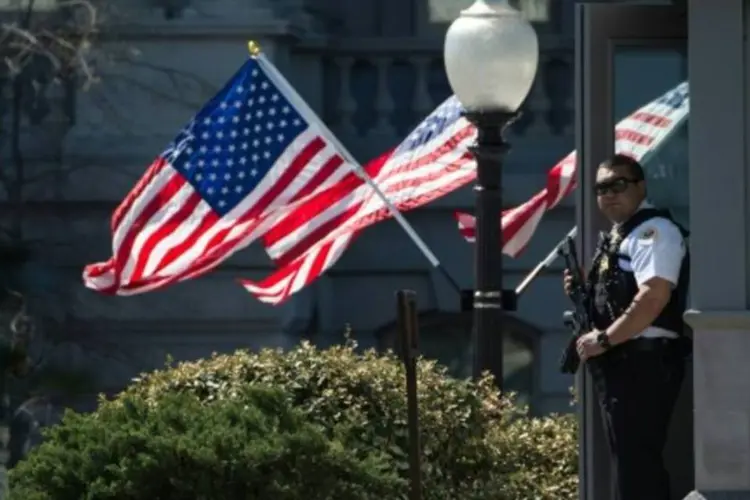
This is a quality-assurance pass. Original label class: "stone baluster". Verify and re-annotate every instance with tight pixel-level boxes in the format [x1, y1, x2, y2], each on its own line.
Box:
[541, 52, 574, 136]
[560, 53, 574, 135]
[411, 56, 433, 118]
[372, 56, 395, 136]
[334, 56, 357, 137]
[517, 54, 551, 137]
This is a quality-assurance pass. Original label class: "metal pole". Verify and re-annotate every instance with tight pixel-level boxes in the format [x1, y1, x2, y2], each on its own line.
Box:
[463, 110, 517, 390]
[515, 227, 578, 297]
[396, 289, 422, 500]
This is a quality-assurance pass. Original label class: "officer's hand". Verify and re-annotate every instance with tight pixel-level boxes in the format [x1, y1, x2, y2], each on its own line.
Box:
[563, 268, 585, 296]
[563, 269, 575, 296]
[576, 331, 605, 361]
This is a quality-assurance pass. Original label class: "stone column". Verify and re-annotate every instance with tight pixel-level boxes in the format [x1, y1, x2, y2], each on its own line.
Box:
[685, 0, 750, 498]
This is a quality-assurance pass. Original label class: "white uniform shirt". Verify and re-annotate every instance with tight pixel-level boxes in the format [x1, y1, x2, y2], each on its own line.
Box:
[614, 202, 687, 339]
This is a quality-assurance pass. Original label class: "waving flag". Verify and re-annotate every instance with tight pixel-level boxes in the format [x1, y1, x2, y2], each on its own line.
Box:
[456, 81, 690, 256]
[241, 96, 477, 304]
[83, 55, 362, 295]
[240, 83, 690, 305]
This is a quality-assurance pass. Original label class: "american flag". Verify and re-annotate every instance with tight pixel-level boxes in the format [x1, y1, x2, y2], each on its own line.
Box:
[456, 81, 690, 255]
[83, 55, 362, 294]
[240, 96, 477, 304]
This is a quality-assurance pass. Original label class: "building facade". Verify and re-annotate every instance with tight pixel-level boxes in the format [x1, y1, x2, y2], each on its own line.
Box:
[6, 0, 743, 498]
[0, 0, 581, 415]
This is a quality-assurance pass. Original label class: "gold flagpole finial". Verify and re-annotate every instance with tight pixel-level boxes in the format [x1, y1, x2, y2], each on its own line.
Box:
[247, 40, 261, 57]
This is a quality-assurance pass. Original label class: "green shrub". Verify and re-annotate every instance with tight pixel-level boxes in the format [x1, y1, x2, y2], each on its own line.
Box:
[130, 340, 578, 499]
[12, 339, 578, 499]
[9, 386, 404, 500]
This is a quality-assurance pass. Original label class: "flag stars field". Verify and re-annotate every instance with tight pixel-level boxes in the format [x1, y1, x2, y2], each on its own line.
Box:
[169, 72, 307, 217]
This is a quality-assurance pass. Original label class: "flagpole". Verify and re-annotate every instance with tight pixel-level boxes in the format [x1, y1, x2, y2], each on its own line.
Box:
[515, 227, 577, 297]
[248, 41, 463, 295]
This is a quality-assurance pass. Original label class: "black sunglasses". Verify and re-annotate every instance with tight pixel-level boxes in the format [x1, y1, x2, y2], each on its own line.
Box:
[594, 177, 641, 196]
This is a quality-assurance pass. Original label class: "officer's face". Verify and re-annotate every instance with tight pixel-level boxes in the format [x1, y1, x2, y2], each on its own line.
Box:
[595, 165, 646, 223]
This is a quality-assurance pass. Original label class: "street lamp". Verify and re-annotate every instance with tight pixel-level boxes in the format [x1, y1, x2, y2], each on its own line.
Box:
[444, 0, 538, 388]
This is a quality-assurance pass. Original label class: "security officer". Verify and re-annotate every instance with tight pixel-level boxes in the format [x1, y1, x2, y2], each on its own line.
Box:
[564, 154, 690, 500]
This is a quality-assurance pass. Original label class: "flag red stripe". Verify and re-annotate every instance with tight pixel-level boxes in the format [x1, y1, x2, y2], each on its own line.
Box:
[149, 208, 220, 278]
[128, 192, 204, 283]
[629, 111, 672, 128]
[290, 154, 346, 202]
[250, 136, 327, 216]
[274, 207, 359, 268]
[615, 129, 654, 147]
[113, 172, 187, 284]
[111, 158, 167, 232]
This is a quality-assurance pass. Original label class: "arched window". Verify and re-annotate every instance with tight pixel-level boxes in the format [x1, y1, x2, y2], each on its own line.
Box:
[375, 311, 541, 410]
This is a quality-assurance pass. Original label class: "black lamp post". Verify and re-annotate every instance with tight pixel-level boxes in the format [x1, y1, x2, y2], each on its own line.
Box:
[443, 0, 539, 389]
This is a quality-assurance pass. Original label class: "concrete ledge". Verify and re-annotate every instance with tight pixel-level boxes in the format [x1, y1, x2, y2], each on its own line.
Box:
[687, 309, 750, 489]
[684, 309, 750, 330]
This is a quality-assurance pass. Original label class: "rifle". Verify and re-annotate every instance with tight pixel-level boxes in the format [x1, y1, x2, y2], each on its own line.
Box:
[558, 235, 590, 374]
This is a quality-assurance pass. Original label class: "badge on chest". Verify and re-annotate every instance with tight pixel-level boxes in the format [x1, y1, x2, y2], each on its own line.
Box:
[597, 230, 622, 276]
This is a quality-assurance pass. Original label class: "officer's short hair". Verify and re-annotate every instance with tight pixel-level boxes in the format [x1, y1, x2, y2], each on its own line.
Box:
[599, 154, 645, 181]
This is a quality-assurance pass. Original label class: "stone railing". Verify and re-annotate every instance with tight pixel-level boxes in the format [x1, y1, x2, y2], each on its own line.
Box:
[294, 36, 574, 162]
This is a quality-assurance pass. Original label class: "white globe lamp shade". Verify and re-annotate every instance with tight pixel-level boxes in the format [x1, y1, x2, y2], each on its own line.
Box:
[443, 0, 539, 112]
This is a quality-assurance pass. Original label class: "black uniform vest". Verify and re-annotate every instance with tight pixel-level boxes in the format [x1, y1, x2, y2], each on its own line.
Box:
[587, 208, 690, 334]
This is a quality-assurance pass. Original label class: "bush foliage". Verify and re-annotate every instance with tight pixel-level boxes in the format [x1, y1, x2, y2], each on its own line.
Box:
[9, 387, 403, 500]
[11, 340, 578, 499]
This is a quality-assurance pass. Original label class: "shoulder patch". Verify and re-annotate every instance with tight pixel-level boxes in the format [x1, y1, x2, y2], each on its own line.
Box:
[637, 226, 657, 244]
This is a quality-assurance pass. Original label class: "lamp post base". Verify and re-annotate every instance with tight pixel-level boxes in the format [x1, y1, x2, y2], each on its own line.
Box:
[460, 289, 518, 311]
